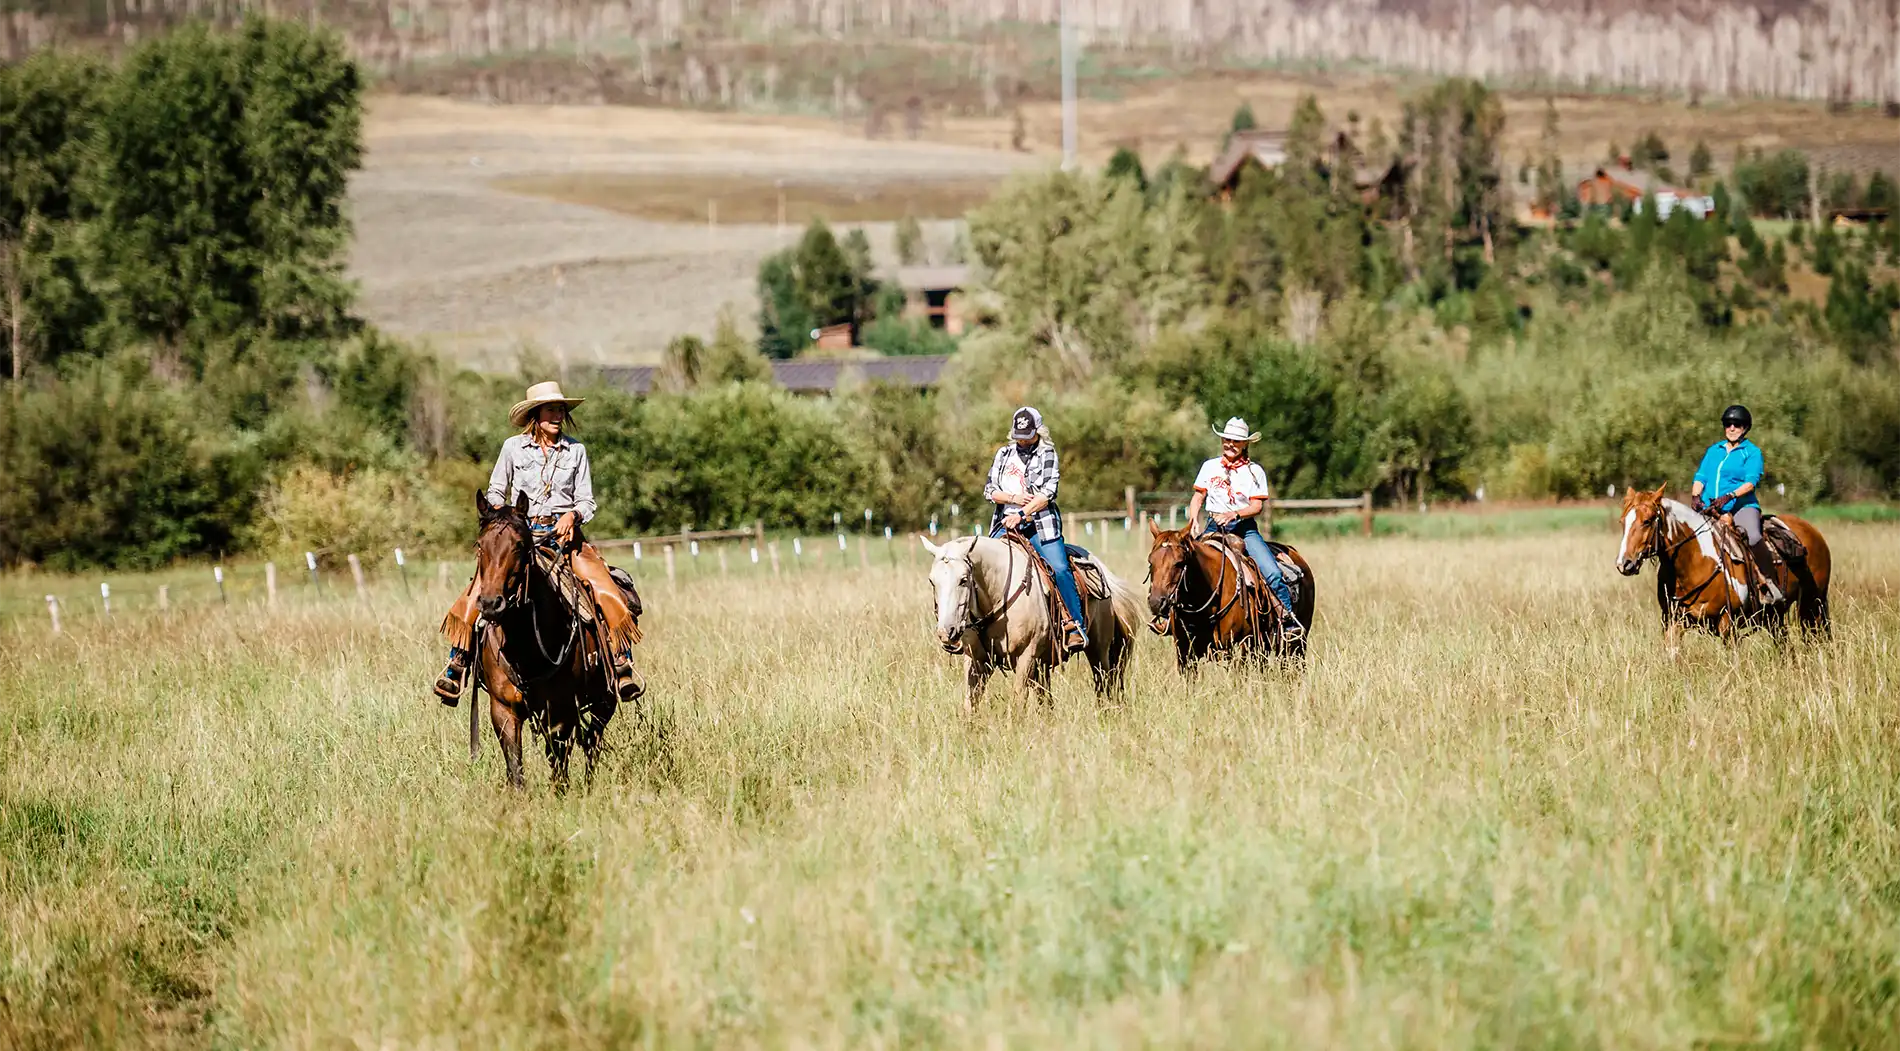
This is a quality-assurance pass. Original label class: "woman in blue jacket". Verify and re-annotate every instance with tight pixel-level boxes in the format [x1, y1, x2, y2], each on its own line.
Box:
[1691, 403, 1779, 604]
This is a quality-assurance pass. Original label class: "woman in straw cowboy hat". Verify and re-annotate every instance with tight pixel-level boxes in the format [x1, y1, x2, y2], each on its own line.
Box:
[433, 381, 640, 704]
[1185, 417, 1304, 641]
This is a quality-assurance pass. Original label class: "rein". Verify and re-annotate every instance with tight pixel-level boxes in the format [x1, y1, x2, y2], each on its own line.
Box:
[1633, 505, 1736, 616]
[480, 518, 583, 687]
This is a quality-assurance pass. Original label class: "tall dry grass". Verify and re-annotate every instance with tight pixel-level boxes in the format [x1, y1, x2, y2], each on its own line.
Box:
[3, 523, 1898, 1047]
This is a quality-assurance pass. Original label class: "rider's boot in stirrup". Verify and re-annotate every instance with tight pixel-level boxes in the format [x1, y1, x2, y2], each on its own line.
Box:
[1278, 613, 1306, 644]
[612, 647, 644, 702]
[1749, 543, 1785, 605]
[1061, 619, 1089, 655]
[433, 647, 469, 706]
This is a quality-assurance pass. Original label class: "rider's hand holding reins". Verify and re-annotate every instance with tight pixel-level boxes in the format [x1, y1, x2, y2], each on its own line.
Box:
[554, 511, 577, 548]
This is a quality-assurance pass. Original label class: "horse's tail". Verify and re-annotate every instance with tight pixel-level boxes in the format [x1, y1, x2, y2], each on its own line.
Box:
[1098, 565, 1146, 639]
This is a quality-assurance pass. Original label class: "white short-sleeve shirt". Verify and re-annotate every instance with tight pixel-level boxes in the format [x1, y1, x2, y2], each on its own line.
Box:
[1194, 457, 1270, 515]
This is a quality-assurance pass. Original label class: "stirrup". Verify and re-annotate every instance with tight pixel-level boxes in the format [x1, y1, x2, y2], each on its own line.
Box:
[612, 652, 643, 701]
[433, 663, 466, 707]
[1061, 622, 1089, 654]
[1278, 616, 1305, 643]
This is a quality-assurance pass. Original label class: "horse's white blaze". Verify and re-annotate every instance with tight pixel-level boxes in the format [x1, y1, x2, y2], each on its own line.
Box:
[1618, 508, 1638, 563]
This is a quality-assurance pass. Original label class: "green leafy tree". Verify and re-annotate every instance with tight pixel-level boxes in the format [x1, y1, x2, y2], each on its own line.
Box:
[0, 50, 110, 382]
[1689, 139, 1713, 179]
[1533, 97, 1566, 214]
[893, 214, 926, 266]
[756, 219, 878, 357]
[1825, 262, 1899, 362]
[1105, 146, 1148, 192]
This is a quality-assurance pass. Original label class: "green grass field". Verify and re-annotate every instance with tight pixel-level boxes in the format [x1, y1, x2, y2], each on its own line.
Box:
[5, 521, 1899, 1047]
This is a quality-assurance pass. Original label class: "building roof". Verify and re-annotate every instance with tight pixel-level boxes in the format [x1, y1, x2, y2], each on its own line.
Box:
[1207, 130, 1289, 189]
[599, 354, 951, 397]
[895, 265, 971, 291]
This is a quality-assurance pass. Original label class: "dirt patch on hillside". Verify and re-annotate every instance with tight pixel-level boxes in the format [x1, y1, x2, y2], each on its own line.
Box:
[492, 172, 1000, 225]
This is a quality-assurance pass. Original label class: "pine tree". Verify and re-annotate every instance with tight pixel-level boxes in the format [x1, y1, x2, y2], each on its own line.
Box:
[1534, 97, 1566, 214]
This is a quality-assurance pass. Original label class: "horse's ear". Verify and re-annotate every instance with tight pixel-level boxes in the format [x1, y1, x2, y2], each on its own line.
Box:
[514, 491, 530, 517]
[918, 535, 941, 557]
[1655, 483, 1668, 500]
[1147, 518, 1160, 539]
[475, 488, 492, 518]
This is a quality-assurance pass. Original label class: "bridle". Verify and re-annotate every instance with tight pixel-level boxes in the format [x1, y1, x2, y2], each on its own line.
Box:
[931, 539, 1032, 653]
[474, 514, 581, 684]
[1626, 500, 1735, 612]
[1148, 534, 1234, 624]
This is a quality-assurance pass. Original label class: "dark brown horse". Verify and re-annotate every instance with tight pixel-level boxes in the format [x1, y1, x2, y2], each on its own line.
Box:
[1145, 523, 1315, 672]
[468, 491, 638, 789]
[1614, 483, 1831, 649]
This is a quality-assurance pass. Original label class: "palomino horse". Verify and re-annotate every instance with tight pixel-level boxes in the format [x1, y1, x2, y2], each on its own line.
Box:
[919, 534, 1144, 711]
[1614, 484, 1831, 647]
[1145, 524, 1315, 671]
[466, 491, 641, 789]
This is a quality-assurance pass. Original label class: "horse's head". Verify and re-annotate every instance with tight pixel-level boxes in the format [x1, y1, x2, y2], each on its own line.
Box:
[473, 489, 533, 616]
[1616, 483, 1671, 576]
[919, 534, 979, 649]
[1146, 521, 1194, 618]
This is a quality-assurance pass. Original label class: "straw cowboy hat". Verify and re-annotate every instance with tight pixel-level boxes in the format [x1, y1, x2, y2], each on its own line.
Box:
[509, 380, 585, 428]
[1213, 416, 1261, 443]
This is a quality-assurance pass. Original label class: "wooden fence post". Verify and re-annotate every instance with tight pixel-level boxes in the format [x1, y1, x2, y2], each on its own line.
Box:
[46, 595, 61, 635]
[437, 561, 450, 591]
[1361, 491, 1374, 536]
[718, 546, 729, 577]
[1262, 498, 1274, 542]
[348, 554, 367, 601]
[266, 561, 278, 606]
[158, 585, 170, 611]
[1125, 485, 1137, 523]
[770, 541, 782, 577]
[664, 544, 676, 585]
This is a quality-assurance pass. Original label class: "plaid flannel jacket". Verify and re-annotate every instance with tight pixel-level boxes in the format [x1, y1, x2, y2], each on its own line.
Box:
[985, 440, 1064, 543]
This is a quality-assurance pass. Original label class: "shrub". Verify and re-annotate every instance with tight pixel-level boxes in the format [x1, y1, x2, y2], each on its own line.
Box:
[247, 463, 463, 563]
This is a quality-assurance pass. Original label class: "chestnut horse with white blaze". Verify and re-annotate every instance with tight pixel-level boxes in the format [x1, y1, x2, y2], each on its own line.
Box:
[1614, 484, 1831, 645]
[1145, 523, 1315, 671]
[919, 534, 1143, 712]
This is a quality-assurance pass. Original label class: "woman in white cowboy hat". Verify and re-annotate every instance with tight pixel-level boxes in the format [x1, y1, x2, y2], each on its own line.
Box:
[1185, 417, 1303, 640]
[434, 381, 640, 704]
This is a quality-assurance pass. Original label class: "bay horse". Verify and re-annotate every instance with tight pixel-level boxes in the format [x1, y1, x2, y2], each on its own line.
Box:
[1614, 483, 1831, 649]
[1145, 523, 1315, 672]
[467, 491, 639, 789]
[919, 534, 1144, 712]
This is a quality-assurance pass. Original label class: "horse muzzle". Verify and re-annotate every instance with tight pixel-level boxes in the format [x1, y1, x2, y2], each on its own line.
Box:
[1614, 557, 1641, 577]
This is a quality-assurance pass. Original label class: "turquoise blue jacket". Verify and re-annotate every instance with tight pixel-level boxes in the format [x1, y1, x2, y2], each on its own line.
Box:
[1694, 439, 1763, 509]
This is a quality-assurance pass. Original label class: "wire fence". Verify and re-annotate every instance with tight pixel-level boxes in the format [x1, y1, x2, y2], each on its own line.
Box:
[5, 495, 1379, 636]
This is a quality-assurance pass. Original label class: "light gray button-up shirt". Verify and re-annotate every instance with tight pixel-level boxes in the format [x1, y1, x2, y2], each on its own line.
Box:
[486, 434, 597, 522]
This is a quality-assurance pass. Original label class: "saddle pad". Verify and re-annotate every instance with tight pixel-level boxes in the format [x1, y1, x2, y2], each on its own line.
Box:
[1763, 516, 1807, 561]
[1071, 557, 1111, 601]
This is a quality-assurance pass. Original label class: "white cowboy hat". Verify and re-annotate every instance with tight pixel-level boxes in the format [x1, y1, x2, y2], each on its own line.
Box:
[509, 380, 585, 428]
[1213, 417, 1261, 443]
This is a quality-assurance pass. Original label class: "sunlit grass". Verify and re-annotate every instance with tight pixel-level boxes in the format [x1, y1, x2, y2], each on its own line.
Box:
[4, 524, 1898, 1047]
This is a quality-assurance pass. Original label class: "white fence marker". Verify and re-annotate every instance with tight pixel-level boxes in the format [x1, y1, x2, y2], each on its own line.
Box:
[266, 561, 279, 605]
[213, 565, 226, 604]
[46, 595, 61, 635]
[100, 582, 111, 618]
[306, 551, 319, 591]
[347, 554, 367, 600]
[158, 585, 170, 611]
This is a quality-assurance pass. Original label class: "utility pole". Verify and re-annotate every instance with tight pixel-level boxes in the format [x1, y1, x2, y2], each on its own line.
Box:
[1060, 0, 1078, 170]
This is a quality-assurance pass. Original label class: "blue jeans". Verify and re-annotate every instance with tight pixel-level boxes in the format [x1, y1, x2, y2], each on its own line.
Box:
[992, 525, 1088, 637]
[1216, 521, 1298, 623]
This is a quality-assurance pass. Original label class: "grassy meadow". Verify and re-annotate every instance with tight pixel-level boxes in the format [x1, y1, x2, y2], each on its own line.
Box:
[4, 519, 1900, 1047]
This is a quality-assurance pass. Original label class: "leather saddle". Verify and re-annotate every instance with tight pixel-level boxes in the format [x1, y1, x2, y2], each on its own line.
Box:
[1204, 533, 1303, 614]
[532, 545, 645, 646]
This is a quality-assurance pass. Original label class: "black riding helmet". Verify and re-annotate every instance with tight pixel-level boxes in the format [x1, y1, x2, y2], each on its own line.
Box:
[1720, 404, 1752, 431]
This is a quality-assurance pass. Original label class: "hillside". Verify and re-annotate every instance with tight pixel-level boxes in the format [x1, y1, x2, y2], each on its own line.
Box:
[6, 0, 1898, 105]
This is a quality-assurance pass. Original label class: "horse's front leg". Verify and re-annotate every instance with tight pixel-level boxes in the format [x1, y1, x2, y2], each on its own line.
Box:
[1017, 653, 1054, 710]
[965, 658, 993, 715]
[545, 722, 574, 794]
[488, 691, 527, 791]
